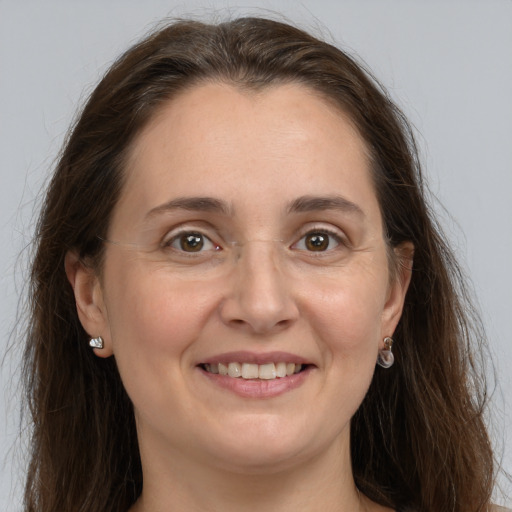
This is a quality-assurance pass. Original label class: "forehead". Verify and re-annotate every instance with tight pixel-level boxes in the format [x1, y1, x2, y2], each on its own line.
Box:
[126, 81, 369, 175]
[112, 82, 379, 233]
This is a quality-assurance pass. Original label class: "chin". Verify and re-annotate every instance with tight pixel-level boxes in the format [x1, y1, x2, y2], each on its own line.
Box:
[198, 414, 344, 475]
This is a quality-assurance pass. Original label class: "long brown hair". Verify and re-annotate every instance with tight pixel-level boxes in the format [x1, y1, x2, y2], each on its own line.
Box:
[23, 17, 494, 512]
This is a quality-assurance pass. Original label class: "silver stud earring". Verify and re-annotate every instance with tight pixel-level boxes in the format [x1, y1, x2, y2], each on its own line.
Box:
[377, 336, 394, 368]
[89, 336, 104, 349]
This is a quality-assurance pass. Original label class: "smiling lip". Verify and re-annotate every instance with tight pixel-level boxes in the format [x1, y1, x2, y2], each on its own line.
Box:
[199, 351, 311, 366]
[196, 351, 314, 398]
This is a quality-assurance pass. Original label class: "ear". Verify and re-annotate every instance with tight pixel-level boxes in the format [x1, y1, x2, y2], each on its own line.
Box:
[380, 241, 414, 338]
[65, 251, 113, 357]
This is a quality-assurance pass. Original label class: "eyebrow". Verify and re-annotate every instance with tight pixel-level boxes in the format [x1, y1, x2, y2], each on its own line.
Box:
[287, 195, 365, 217]
[144, 194, 364, 220]
[145, 196, 232, 220]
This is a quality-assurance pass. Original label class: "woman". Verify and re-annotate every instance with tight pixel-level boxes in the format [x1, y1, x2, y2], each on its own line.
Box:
[23, 16, 499, 512]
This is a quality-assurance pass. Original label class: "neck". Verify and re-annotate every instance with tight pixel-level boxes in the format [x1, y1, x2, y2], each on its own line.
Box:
[130, 430, 371, 512]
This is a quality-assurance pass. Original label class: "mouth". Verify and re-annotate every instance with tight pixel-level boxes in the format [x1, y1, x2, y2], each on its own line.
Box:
[196, 352, 314, 398]
[199, 362, 308, 380]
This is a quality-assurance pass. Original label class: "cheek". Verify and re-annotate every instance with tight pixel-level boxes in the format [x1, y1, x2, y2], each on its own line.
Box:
[303, 263, 389, 359]
[102, 264, 221, 397]
[105, 264, 213, 344]
[102, 266, 224, 419]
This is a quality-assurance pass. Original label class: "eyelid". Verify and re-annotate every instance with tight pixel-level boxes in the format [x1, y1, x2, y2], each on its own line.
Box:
[161, 225, 223, 251]
[158, 221, 350, 250]
[291, 224, 351, 250]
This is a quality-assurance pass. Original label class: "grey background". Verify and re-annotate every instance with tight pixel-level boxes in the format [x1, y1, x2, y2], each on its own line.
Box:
[1, 0, 511, 509]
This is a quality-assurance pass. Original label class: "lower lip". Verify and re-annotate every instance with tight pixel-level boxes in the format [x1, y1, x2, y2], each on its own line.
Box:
[198, 366, 312, 398]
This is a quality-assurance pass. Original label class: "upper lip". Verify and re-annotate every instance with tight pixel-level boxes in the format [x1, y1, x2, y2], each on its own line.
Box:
[197, 351, 313, 366]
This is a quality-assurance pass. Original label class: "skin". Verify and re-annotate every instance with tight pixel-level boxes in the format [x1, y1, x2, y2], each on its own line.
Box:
[66, 82, 412, 512]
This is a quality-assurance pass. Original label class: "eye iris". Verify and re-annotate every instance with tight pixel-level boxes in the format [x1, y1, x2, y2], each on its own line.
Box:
[306, 233, 329, 251]
[180, 234, 204, 252]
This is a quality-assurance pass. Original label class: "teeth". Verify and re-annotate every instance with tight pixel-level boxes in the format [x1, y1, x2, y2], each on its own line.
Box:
[276, 362, 287, 378]
[241, 363, 259, 379]
[259, 363, 276, 380]
[227, 362, 241, 378]
[204, 362, 304, 380]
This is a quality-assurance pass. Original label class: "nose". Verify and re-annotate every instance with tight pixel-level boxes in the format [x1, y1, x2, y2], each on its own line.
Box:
[218, 240, 299, 335]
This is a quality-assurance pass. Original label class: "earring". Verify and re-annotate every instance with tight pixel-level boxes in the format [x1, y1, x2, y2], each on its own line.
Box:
[377, 336, 394, 368]
[89, 336, 104, 349]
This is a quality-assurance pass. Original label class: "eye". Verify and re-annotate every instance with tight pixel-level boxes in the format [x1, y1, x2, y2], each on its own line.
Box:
[293, 230, 342, 252]
[165, 232, 219, 253]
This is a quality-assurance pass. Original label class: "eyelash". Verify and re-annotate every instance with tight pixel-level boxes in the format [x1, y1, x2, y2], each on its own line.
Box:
[291, 227, 347, 253]
[162, 230, 221, 253]
[161, 226, 349, 255]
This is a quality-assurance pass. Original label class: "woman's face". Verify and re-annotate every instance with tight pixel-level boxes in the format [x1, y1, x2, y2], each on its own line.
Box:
[75, 82, 410, 474]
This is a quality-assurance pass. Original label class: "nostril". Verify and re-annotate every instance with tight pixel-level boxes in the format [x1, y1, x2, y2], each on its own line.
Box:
[228, 317, 292, 332]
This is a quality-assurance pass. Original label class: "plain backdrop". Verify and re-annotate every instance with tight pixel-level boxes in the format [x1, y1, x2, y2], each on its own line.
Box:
[1, 0, 511, 509]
